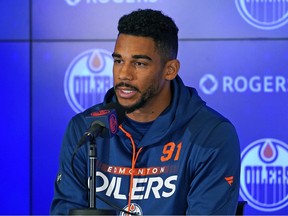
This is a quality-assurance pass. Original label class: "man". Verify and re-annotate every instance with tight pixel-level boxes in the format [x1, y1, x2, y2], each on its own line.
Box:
[51, 9, 240, 215]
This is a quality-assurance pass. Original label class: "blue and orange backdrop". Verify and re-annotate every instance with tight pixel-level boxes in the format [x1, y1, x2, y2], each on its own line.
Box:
[0, 0, 288, 215]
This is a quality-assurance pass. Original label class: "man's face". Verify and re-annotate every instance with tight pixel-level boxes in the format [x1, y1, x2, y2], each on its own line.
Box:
[112, 34, 167, 113]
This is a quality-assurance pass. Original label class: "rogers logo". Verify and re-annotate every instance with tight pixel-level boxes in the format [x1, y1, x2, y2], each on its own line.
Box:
[65, 0, 81, 6]
[199, 74, 288, 94]
[65, 0, 158, 6]
[199, 74, 218, 95]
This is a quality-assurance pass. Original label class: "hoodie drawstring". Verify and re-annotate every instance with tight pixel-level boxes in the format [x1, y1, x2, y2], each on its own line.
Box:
[119, 124, 143, 214]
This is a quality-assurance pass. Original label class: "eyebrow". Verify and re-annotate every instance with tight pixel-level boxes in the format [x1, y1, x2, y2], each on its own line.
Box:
[112, 53, 152, 61]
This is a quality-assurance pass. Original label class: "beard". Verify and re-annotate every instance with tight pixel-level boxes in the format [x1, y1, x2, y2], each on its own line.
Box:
[115, 81, 160, 114]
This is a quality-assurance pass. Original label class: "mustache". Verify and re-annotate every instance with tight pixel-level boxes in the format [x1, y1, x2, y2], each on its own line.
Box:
[115, 82, 140, 92]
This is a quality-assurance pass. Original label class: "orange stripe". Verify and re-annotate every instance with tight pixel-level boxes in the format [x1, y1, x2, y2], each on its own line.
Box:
[119, 124, 143, 214]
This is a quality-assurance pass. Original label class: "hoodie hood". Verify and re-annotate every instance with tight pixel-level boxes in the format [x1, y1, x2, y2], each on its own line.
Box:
[102, 75, 206, 147]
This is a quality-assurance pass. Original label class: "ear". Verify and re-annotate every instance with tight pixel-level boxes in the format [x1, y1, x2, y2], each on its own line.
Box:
[163, 59, 180, 80]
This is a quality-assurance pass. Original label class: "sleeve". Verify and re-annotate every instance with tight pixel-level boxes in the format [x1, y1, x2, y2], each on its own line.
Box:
[50, 118, 89, 215]
[186, 121, 241, 215]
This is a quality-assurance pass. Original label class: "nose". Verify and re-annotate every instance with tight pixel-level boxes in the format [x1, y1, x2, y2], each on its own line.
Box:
[116, 63, 133, 81]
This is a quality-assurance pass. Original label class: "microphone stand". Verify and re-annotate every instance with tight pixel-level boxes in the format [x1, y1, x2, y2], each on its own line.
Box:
[69, 136, 116, 215]
[89, 136, 97, 208]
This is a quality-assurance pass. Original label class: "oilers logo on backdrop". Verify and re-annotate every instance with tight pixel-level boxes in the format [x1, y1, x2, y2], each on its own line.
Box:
[64, 49, 113, 113]
[240, 138, 288, 211]
[120, 203, 143, 216]
[235, 0, 288, 30]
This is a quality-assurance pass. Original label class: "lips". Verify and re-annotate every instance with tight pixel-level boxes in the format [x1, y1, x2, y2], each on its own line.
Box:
[115, 82, 139, 99]
[117, 87, 137, 99]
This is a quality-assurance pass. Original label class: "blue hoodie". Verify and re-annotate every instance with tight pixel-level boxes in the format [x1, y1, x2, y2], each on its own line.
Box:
[50, 75, 240, 215]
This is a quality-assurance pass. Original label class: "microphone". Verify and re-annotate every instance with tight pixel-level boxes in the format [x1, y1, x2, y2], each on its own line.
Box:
[70, 103, 129, 215]
[80, 102, 125, 144]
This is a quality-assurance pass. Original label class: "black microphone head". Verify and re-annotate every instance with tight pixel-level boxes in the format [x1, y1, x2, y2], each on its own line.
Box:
[85, 102, 125, 138]
[102, 102, 126, 125]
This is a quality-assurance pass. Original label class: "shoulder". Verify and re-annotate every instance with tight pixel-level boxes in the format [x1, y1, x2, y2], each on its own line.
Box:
[188, 104, 232, 133]
[185, 104, 239, 150]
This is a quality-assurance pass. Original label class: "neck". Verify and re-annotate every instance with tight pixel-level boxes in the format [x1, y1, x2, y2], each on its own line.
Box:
[126, 90, 171, 123]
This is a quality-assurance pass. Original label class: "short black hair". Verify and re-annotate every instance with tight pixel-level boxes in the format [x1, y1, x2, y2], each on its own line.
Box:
[117, 9, 179, 62]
